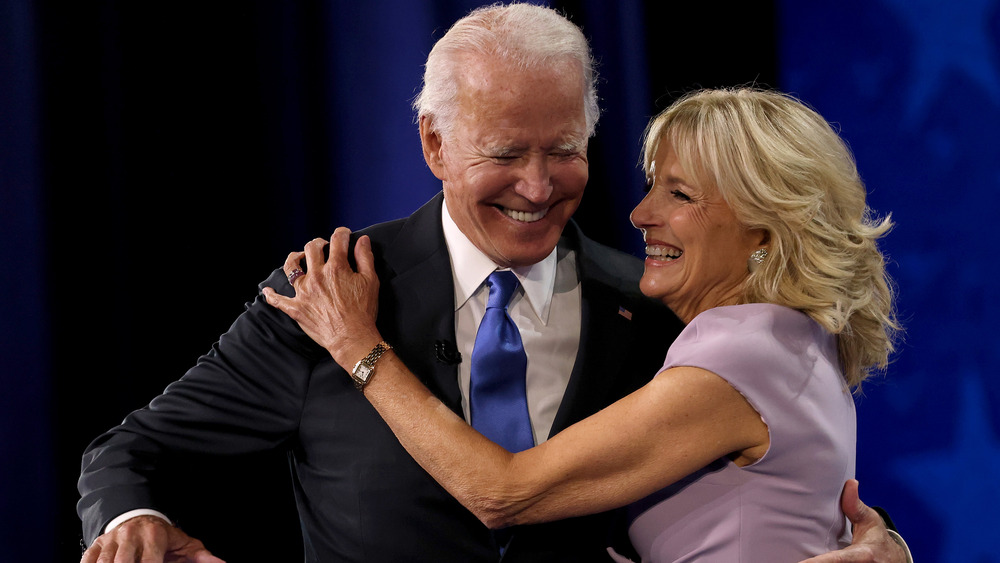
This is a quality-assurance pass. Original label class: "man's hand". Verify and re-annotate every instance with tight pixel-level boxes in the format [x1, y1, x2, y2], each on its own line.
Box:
[799, 479, 909, 563]
[80, 515, 225, 563]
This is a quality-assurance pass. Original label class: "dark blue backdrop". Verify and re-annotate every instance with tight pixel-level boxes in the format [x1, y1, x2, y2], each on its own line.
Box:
[781, 1, 1000, 561]
[2, 1, 996, 561]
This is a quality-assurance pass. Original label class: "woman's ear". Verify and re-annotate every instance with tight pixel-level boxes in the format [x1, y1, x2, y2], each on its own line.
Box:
[419, 115, 446, 181]
[756, 229, 771, 247]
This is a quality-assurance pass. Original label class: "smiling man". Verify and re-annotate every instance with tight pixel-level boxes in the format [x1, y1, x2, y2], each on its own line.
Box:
[79, 4, 907, 563]
[421, 51, 590, 269]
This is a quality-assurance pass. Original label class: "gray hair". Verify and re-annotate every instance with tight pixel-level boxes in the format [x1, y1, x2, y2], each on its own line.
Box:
[413, 2, 600, 137]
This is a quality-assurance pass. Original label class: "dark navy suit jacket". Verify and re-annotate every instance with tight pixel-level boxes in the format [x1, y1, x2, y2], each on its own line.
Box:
[79, 192, 681, 562]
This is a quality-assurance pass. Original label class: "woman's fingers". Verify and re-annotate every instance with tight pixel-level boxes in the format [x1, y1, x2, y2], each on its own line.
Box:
[354, 235, 376, 280]
[283, 251, 306, 286]
[303, 236, 331, 277]
[327, 227, 354, 274]
[281, 228, 357, 287]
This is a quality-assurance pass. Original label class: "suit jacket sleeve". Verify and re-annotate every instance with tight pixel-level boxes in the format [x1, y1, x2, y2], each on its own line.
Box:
[77, 268, 323, 544]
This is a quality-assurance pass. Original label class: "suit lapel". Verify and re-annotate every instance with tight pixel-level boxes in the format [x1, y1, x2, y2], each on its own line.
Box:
[549, 223, 643, 436]
[374, 193, 464, 417]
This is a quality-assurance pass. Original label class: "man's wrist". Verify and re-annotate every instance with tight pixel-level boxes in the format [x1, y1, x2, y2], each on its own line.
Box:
[103, 509, 173, 536]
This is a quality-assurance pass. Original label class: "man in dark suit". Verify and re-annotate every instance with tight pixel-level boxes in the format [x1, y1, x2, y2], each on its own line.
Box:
[79, 4, 908, 562]
[79, 5, 675, 561]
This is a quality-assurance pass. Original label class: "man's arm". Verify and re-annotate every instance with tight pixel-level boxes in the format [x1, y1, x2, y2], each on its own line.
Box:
[799, 480, 912, 563]
[78, 270, 321, 545]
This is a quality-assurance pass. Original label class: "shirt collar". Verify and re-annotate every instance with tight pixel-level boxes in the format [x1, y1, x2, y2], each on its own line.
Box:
[441, 199, 557, 323]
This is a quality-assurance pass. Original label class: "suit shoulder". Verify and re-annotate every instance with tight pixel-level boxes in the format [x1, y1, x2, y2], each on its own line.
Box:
[582, 240, 644, 282]
[356, 216, 408, 244]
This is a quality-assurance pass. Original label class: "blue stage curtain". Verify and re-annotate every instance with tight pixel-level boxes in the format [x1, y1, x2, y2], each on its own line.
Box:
[1, 2, 55, 562]
[780, 1, 1000, 560]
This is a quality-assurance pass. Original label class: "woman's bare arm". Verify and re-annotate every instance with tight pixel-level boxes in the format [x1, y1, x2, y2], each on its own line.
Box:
[263, 228, 769, 527]
[362, 353, 767, 527]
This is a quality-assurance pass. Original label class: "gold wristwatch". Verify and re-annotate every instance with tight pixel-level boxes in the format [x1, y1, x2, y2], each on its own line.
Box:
[351, 341, 392, 391]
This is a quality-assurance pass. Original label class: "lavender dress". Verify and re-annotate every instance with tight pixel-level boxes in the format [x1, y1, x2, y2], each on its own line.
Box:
[610, 304, 855, 562]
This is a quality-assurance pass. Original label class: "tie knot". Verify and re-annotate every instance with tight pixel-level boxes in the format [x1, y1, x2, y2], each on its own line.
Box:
[485, 271, 519, 310]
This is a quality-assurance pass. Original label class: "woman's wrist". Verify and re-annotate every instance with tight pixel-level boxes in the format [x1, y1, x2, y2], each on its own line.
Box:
[347, 340, 393, 391]
[330, 331, 384, 372]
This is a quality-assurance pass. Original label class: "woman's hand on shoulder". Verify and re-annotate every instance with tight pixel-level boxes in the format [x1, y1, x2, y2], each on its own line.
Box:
[263, 227, 383, 369]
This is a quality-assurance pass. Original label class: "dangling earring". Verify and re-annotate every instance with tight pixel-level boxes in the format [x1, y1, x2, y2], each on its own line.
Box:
[748, 248, 768, 273]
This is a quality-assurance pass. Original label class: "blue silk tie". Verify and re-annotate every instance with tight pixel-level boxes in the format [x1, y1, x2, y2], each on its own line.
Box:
[470, 271, 533, 453]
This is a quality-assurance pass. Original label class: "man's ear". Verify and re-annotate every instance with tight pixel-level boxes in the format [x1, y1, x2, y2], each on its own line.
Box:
[419, 115, 446, 181]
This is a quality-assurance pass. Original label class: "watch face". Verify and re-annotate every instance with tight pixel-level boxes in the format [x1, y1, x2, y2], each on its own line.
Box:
[355, 363, 373, 382]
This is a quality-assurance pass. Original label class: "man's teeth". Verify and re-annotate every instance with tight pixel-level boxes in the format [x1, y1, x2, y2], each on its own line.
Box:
[645, 245, 682, 260]
[503, 207, 548, 223]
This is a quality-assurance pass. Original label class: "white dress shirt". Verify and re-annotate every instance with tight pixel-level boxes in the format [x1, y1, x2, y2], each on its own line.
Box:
[441, 201, 582, 444]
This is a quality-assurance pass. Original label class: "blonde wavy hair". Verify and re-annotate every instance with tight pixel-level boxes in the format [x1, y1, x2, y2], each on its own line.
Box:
[643, 88, 900, 390]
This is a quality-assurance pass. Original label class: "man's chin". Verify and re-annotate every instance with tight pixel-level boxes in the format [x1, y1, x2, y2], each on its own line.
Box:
[479, 220, 566, 267]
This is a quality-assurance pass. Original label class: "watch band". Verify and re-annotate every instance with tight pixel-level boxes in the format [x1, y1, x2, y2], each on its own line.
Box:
[352, 341, 392, 390]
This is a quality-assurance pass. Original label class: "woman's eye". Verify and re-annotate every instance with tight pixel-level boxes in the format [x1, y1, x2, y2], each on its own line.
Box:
[670, 189, 692, 202]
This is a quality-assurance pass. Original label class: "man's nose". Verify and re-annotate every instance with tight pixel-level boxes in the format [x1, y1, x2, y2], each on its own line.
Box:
[515, 156, 553, 203]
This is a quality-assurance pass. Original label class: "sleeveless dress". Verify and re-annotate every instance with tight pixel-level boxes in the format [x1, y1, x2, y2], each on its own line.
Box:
[610, 304, 855, 562]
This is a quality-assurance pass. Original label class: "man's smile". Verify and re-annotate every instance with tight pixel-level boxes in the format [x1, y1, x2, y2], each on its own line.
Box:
[498, 205, 549, 223]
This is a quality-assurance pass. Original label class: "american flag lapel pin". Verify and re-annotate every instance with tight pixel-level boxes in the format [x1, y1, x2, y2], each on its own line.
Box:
[618, 306, 633, 320]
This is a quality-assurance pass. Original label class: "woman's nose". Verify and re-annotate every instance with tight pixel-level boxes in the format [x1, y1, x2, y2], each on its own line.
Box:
[630, 192, 655, 229]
